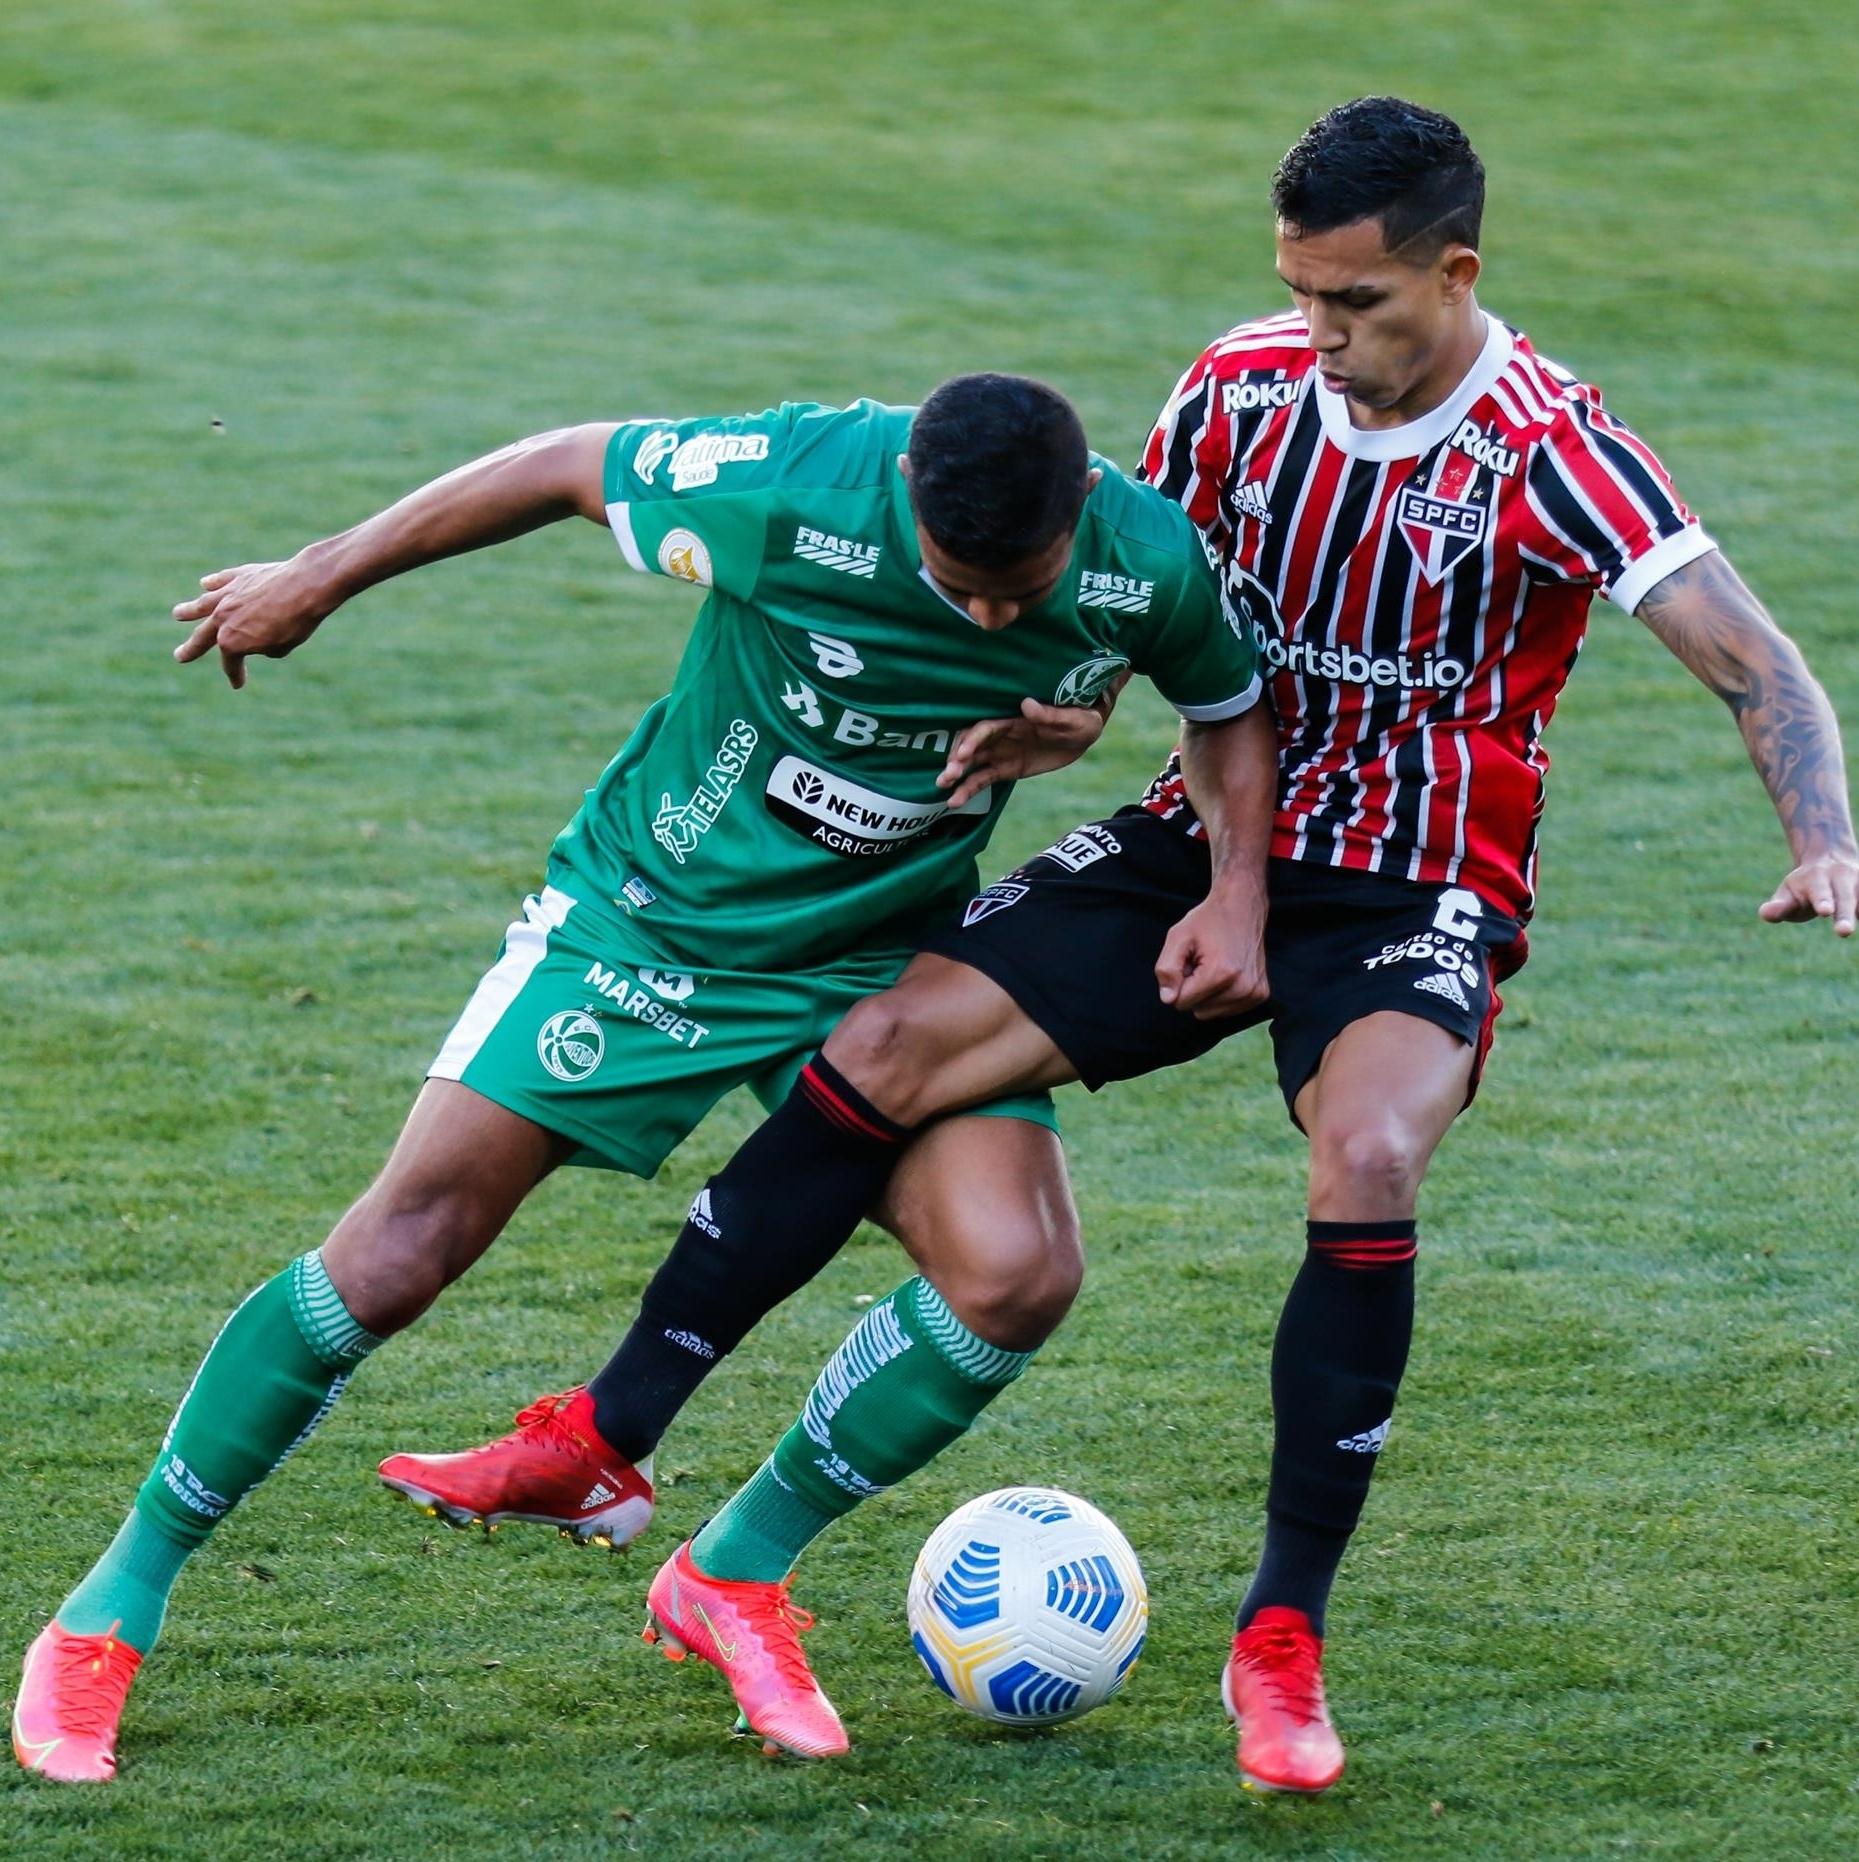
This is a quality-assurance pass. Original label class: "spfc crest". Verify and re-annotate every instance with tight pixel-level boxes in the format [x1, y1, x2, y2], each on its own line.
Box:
[1396, 486, 1489, 585]
[962, 883, 1028, 926]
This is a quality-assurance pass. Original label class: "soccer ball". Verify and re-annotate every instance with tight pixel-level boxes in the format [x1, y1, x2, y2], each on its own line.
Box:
[907, 1487, 1148, 1726]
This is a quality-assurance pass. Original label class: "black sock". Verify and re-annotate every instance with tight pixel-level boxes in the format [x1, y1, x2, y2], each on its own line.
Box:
[1237, 1219, 1416, 1636]
[589, 1055, 913, 1462]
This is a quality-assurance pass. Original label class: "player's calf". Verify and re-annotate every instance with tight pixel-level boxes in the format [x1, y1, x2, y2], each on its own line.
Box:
[320, 1200, 473, 1336]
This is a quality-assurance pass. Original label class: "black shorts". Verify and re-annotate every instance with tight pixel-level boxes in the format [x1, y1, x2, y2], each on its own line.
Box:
[919, 810, 1527, 1115]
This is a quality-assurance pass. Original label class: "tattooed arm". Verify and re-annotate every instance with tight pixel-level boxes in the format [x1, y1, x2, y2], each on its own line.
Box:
[1636, 548, 1858, 936]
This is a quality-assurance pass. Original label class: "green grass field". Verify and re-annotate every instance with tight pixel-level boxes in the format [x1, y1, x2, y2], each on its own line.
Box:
[4, 3, 1856, 1855]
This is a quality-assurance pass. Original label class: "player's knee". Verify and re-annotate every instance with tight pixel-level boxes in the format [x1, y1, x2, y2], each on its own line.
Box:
[935, 1213, 1083, 1352]
[1311, 1119, 1426, 1216]
[323, 1189, 483, 1334]
[824, 989, 947, 1124]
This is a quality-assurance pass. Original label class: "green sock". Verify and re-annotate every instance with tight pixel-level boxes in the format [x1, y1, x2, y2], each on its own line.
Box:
[693, 1277, 1035, 1583]
[60, 1250, 381, 1652]
[57, 1511, 192, 1651]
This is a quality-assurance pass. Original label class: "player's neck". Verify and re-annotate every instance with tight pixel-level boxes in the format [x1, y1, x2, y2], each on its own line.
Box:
[1345, 298, 1488, 432]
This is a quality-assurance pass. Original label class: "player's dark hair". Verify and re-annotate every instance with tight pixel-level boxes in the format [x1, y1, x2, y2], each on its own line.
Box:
[906, 374, 1089, 569]
[1273, 97, 1484, 258]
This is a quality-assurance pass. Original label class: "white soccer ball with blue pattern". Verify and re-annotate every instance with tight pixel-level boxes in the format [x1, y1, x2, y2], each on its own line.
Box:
[907, 1487, 1148, 1725]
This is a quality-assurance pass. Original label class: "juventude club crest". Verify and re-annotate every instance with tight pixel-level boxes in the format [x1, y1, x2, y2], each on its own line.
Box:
[1053, 655, 1130, 707]
[537, 1010, 604, 1082]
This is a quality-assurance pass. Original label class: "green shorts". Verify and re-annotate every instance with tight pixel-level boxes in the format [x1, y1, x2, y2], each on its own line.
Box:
[428, 882, 1057, 1177]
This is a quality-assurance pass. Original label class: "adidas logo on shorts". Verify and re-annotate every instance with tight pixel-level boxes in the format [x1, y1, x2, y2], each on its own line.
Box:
[1413, 970, 1471, 1011]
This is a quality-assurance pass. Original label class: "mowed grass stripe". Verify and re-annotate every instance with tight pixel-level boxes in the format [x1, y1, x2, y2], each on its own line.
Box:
[4, 1, 1857, 348]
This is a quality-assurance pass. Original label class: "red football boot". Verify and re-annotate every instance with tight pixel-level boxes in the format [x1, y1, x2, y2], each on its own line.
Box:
[378, 1386, 654, 1546]
[1221, 1606, 1346, 1794]
[13, 1621, 143, 1783]
[642, 1541, 849, 1760]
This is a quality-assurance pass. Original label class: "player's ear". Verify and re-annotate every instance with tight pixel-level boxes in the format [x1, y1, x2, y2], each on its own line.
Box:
[1439, 245, 1481, 304]
[1085, 467, 1103, 491]
[897, 453, 912, 482]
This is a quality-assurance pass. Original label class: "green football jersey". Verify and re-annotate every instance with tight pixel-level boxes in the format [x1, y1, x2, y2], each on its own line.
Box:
[550, 400, 1259, 969]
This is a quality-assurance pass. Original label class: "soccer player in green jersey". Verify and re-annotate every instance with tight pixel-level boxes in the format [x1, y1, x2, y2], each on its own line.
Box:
[14, 374, 1273, 1782]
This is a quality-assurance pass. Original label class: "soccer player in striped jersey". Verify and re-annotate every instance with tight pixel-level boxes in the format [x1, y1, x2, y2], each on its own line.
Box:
[898, 102, 1855, 1788]
[390, 99, 1855, 1791]
[1140, 126, 1723, 922]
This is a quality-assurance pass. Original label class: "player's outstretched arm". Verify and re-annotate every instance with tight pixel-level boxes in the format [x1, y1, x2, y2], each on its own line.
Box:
[1156, 703, 1277, 1018]
[171, 423, 618, 688]
[1636, 549, 1858, 936]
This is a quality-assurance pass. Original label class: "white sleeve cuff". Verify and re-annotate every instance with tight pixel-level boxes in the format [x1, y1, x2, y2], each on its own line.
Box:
[1173, 674, 1263, 723]
[1607, 526, 1717, 615]
[605, 500, 649, 574]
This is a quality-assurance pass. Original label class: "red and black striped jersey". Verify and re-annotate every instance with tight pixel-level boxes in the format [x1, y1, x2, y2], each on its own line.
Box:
[1138, 311, 1715, 920]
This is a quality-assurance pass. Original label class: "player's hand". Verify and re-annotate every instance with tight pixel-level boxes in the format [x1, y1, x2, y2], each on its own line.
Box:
[171, 556, 340, 690]
[1758, 850, 1859, 937]
[1156, 891, 1269, 1020]
[936, 682, 1126, 809]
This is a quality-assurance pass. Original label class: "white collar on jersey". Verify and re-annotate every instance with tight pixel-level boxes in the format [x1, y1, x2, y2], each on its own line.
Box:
[918, 563, 982, 624]
[1313, 311, 1514, 461]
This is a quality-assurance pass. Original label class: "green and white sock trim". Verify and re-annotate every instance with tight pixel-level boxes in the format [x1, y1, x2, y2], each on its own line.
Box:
[697, 1275, 1043, 1584]
[904, 1277, 1035, 1388]
[287, 1250, 382, 1367]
